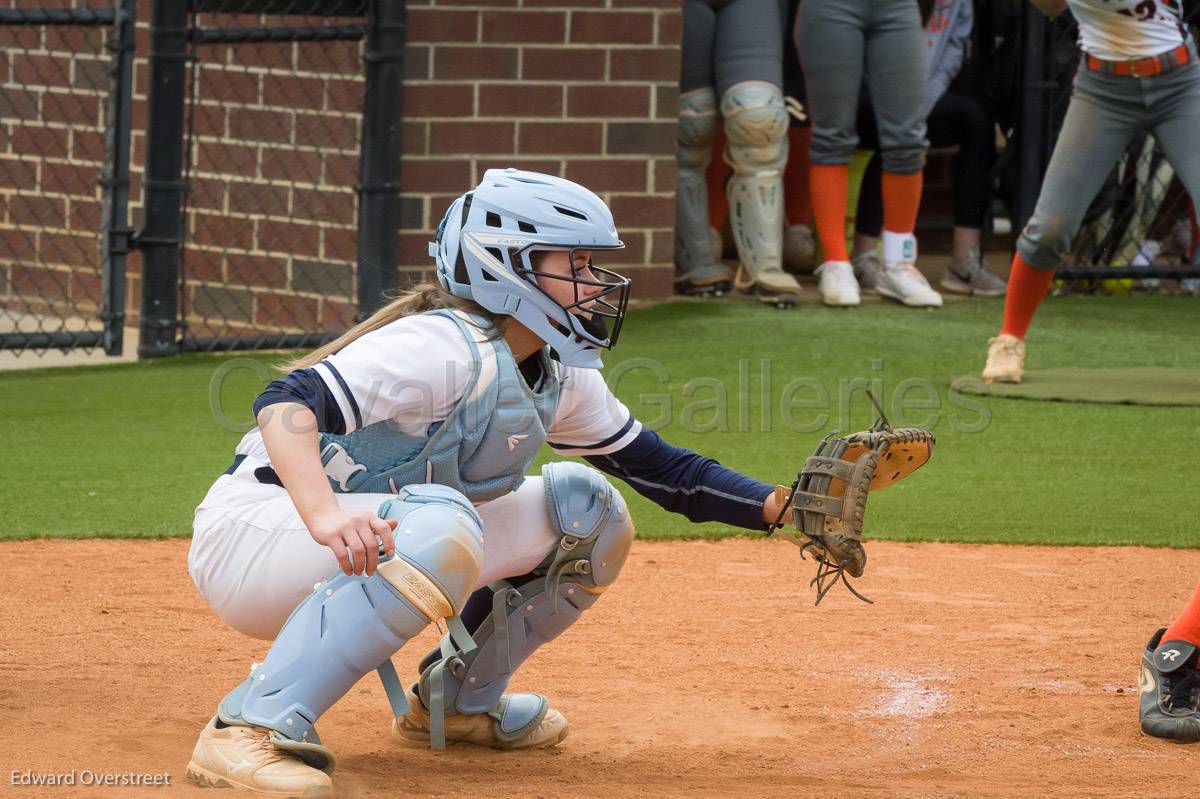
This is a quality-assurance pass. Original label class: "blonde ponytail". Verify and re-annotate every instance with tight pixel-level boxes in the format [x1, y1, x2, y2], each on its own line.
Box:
[278, 282, 507, 373]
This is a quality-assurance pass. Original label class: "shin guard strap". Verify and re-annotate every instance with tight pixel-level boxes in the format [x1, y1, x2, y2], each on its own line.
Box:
[377, 659, 410, 718]
[492, 584, 521, 674]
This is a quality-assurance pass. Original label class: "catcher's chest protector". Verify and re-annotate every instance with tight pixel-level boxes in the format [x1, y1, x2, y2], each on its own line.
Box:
[316, 309, 562, 503]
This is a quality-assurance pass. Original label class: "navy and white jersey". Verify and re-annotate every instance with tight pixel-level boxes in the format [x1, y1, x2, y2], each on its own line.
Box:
[242, 311, 771, 532]
[239, 312, 640, 464]
[1067, 0, 1187, 60]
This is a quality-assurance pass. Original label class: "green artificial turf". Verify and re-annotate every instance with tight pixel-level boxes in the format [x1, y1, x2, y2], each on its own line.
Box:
[2, 294, 1199, 546]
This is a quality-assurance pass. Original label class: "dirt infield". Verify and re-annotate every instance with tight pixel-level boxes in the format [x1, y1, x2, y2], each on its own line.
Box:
[3, 538, 1198, 798]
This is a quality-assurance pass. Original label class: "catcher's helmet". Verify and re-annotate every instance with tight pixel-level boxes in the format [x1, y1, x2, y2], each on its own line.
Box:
[430, 168, 630, 369]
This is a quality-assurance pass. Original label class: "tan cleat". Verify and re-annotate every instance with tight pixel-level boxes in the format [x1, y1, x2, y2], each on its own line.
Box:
[733, 263, 802, 308]
[392, 686, 568, 750]
[186, 716, 334, 799]
[982, 334, 1026, 384]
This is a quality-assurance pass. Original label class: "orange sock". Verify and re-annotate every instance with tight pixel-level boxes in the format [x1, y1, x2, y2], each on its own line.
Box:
[999, 253, 1055, 339]
[810, 164, 849, 262]
[881, 171, 923, 234]
[784, 127, 812, 226]
[706, 130, 731, 231]
[1163, 582, 1200, 648]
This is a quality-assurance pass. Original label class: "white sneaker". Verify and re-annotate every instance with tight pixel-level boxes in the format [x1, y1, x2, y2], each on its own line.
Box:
[877, 263, 943, 307]
[815, 260, 860, 306]
[982, 334, 1025, 384]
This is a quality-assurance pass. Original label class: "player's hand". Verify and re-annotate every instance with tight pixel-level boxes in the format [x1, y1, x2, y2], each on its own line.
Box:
[307, 507, 398, 577]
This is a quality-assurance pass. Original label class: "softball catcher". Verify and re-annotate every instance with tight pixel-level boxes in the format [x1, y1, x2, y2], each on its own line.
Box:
[184, 170, 934, 798]
[984, 0, 1200, 383]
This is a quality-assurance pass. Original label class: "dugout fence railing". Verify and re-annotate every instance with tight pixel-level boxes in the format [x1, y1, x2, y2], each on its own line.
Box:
[1018, 2, 1200, 287]
[0, 1, 134, 354]
[140, 0, 405, 357]
[0, 0, 405, 360]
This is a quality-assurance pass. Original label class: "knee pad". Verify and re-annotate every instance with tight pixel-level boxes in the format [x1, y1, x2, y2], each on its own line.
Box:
[416, 463, 635, 731]
[677, 87, 718, 170]
[721, 81, 788, 272]
[721, 81, 788, 176]
[217, 484, 484, 771]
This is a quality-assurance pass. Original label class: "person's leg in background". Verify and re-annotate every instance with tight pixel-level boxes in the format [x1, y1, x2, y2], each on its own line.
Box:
[849, 97, 884, 293]
[783, 126, 816, 271]
[865, 0, 941, 307]
[982, 69, 1139, 383]
[675, 0, 732, 296]
[716, 0, 802, 306]
[781, 0, 815, 274]
[929, 91, 1007, 296]
[1147, 60, 1200, 295]
[705, 129, 731, 260]
[797, 0, 867, 306]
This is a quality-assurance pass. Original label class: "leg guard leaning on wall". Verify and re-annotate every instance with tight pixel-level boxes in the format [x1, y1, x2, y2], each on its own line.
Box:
[216, 484, 485, 772]
[676, 86, 733, 295]
[722, 80, 801, 304]
[408, 462, 635, 749]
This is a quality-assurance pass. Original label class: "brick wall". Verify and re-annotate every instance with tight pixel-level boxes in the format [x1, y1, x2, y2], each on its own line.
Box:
[0, 21, 112, 341]
[179, 13, 365, 341]
[400, 1, 682, 300]
[0, 3, 682, 351]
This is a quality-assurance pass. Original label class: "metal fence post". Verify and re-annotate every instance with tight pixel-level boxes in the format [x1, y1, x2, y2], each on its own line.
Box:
[356, 0, 406, 319]
[100, 0, 136, 356]
[137, 0, 190, 358]
[1016, 2, 1047, 236]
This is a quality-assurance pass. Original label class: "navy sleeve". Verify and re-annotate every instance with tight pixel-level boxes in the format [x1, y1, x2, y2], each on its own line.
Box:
[584, 428, 774, 531]
[252, 368, 347, 434]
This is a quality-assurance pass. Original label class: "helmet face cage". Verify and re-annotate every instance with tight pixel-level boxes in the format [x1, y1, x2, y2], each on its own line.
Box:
[433, 168, 632, 369]
[513, 244, 631, 351]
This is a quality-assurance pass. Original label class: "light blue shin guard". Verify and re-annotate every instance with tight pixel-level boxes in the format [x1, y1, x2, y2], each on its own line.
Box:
[217, 484, 484, 772]
[415, 463, 635, 740]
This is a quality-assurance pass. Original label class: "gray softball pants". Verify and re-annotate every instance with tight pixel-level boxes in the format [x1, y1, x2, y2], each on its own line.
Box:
[681, 0, 784, 96]
[795, 0, 927, 173]
[1019, 57, 1200, 270]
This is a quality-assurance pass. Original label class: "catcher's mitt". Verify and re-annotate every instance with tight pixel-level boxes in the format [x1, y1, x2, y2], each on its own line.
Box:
[768, 414, 934, 605]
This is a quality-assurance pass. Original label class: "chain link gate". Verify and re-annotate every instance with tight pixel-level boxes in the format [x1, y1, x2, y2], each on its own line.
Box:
[1018, 2, 1200, 290]
[138, 0, 404, 356]
[0, 1, 134, 355]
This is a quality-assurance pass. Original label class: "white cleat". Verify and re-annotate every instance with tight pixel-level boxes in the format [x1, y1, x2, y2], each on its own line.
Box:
[982, 334, 1026, 384]
[877, 262, 943, 307]
[815, 260, 861, 306]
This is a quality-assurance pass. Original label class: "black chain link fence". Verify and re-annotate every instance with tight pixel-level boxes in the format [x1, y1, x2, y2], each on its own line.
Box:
[180, 4, 368, 350]
[0, 0, 402, 360]
[0, 1, 133, 354]
[1031, 2, 1200, 292]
